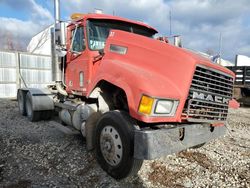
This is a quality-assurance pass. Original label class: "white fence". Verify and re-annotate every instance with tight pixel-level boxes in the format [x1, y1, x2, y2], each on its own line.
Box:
[0, 50, 52, 98]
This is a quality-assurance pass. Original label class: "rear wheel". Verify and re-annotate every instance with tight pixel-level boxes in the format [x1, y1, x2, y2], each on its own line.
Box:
[95, 111, 143, 179]
[25, 92, 41, 122]
[17, 90, 27, 116]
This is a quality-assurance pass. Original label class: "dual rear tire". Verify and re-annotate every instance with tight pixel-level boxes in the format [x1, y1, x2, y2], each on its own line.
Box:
[18, 91, 52, 122]
[17, 89, 26, 116]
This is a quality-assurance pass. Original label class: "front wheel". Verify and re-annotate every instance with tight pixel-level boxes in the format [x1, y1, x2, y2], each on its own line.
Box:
[95, 111, 143, 179]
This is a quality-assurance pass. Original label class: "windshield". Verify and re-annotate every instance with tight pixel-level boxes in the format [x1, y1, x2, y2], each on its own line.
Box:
[87, 19, 156, 50]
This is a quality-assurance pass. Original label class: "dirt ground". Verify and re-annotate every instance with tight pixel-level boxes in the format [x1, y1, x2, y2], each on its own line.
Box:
[0, 99, 249, 188]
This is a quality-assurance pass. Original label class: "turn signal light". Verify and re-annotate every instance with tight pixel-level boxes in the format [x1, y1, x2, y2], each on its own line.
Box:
[138, 95, 154, 115]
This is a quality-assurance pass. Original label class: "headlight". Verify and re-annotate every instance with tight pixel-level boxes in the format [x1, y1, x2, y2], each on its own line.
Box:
[138, 95, 179, 116]
[155, 100, 174, 114]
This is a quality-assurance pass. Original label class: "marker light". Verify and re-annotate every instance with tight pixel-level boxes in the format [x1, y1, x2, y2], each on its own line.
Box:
[71, 13, 85, 20]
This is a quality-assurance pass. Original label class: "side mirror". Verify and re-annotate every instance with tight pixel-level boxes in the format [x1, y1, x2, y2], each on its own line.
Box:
[93, 49, 105, 63]
[55, 47, 67, 57]
[99, 49, 105, 56]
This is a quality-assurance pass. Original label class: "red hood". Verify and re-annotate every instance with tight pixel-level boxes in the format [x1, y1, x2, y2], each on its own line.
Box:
[91, 30, 234, 123]
[105, 30, 234, 77]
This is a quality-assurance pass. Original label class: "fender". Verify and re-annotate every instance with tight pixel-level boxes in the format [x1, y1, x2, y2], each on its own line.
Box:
[23, 88, 54, 111]
[88, 73, 136, 115]
[87, 59, 183, 122]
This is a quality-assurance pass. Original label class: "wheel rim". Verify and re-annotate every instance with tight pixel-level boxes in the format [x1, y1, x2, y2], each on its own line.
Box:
[100, 126, 123, 166]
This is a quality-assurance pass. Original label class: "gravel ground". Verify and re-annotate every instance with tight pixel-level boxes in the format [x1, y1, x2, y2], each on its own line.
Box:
[0, 99, 249, 188]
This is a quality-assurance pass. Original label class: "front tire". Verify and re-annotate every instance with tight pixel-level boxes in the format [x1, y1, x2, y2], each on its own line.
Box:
[95, 111, 143, 179]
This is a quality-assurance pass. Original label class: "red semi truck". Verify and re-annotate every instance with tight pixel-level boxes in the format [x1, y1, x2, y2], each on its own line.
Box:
[17, 0, 234, 179]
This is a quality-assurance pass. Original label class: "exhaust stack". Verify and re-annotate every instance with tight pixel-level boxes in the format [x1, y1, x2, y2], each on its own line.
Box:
[52, 0, 62, 82]
[52, 0, 67, 96]
[174, 35, 182, 48]
[54, 0, 61, 46]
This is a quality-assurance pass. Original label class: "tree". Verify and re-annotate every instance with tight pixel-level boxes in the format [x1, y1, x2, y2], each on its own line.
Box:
[0, 32, 25, 51]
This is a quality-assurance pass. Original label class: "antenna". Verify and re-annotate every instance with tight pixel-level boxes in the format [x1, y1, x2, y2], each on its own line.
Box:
[169, 10, 172, 36]
[219, 32, 222, 65]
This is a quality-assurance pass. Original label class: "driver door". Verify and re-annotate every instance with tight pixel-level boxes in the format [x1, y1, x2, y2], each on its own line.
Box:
[66, 25, 89, 95]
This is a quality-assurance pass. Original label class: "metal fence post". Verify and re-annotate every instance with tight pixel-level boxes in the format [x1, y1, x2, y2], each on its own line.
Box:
[15, 52, 21, 89]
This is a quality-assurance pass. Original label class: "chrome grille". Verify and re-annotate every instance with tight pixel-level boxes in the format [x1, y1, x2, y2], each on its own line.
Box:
[184, 65, 234, 122]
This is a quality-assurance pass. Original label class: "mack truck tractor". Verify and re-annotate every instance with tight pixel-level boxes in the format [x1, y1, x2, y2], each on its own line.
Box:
[17, 0, 234, 179]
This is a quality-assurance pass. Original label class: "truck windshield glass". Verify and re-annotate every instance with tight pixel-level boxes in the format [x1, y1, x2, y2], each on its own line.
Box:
[88, 19, 156, 50]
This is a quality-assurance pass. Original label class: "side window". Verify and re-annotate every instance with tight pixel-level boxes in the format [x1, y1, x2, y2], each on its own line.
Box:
[72, 26, 85, 52]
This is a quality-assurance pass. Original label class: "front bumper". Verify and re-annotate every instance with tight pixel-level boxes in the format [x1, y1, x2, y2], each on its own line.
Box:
[134, 123, 226, 160]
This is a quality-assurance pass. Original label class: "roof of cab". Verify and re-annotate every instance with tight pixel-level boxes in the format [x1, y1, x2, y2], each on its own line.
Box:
[69, 13, 158, 34]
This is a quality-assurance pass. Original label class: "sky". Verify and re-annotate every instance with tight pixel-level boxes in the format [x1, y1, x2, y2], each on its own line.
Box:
[0, 0, 250, 62]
